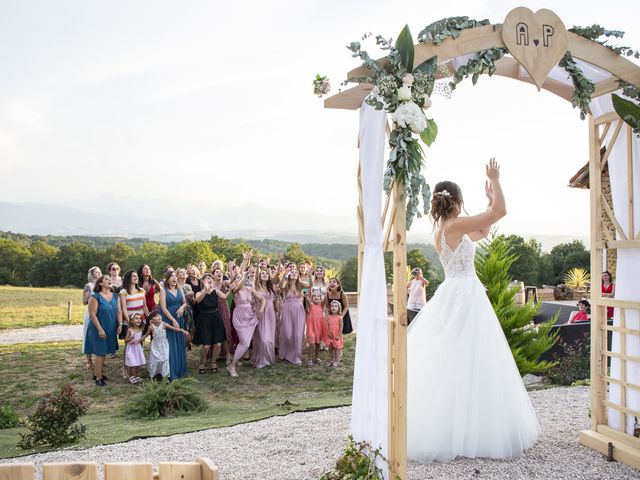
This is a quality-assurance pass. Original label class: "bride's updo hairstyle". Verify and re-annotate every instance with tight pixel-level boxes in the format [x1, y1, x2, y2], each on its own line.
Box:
[430, 181, 463, 226]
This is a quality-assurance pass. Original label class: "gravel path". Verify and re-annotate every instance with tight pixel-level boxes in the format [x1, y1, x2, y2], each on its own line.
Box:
[0, 310, 360, 345]
[2, 387, 638, 479]
[0, 325, 83, 345]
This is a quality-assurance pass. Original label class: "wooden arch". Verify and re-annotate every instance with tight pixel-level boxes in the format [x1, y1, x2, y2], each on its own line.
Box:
[324, 15, 640, 479]
[325, 25, 640, 110]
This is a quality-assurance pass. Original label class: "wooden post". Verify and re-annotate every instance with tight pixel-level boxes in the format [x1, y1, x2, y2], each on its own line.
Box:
[588, 114, 606, 430]
[389, 181, 408, 479]
[67, 301, 72, 323]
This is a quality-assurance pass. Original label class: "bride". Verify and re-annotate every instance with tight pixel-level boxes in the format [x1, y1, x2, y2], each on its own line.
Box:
[407, 158, 539, 463]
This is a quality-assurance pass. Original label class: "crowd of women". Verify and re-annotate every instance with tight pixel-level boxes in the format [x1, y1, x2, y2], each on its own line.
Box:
[81, 253, 353, 386]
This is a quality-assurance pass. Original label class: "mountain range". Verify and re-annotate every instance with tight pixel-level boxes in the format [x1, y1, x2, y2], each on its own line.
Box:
[0, 197, 587, 250]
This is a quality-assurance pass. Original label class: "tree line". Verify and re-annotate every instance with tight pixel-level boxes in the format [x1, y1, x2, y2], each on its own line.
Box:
[0, 233, 334, 288]
[0, 230, 590, 291]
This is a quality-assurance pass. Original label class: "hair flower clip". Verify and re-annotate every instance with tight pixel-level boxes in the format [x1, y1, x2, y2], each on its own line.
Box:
[435, 189, 451, 197]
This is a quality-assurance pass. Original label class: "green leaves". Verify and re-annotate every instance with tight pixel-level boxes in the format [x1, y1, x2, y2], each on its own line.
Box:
[395, 24, 414, 72]
[613, 93, 640, 135]
[420, 119, 438, 146]
[559, 52, 595, 120]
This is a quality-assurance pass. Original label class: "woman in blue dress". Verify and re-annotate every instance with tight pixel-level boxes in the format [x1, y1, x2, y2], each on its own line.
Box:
[85, 275, 122, 386]
[160, 271, 189, 380]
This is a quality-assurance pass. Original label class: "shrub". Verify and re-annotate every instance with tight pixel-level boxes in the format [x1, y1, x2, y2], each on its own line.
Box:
[320, 436, 399, 480]
[0, 404, 20, 429]
[18, 384, 88, 449]
[124, 378, 207, 420]
[546, 337, 591, 386]
[476, 235, 559, 375]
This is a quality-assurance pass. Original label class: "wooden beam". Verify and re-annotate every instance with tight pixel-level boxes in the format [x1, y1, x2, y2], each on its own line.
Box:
[601, 375, 640, 393]
[324, 84, 373, 111]
[590, 298, 640, 309]
[599, 122, 612, 146]
[567, 34, 640, 89]
[597, 424, 640, 450]
[601, 193, 628, 241]
[580, 429, 640, 469]
[601, 120, 623, 171]
[598, 239, 640, 249]
[594, 111, 620, 126]
[620, 307, 628, 432]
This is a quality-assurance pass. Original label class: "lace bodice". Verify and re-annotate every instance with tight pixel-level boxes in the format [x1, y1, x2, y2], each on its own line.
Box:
[439, 231, 477, 279]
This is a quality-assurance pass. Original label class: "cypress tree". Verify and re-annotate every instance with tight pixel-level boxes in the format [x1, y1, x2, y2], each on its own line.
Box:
[475, 235, 558, 375]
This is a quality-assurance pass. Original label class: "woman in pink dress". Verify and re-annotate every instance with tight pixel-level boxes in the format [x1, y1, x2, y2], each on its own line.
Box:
[227, 271, 265, 377]
[279, 268, 306, 365]
[252, 268, 277, 368]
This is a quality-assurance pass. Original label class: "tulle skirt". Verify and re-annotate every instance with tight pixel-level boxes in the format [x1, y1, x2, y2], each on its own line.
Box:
[407, 275, 539, 463]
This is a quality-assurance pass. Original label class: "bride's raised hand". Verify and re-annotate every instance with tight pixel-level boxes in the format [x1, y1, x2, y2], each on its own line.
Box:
[485, 157, 500, 182]
[485, 180, 494, 205]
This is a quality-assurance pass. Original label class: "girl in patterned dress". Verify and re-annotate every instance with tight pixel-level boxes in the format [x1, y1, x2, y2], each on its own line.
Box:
[124, 313, 146, 383]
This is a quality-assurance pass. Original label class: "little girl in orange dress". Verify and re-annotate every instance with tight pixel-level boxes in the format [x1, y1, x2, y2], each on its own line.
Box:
[305, 291, 327, 367]
[325, 300, 344, 368]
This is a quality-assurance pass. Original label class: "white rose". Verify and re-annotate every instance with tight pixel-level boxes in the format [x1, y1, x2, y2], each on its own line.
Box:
[397, 85, 412, 101]
[391, 102, 427, 134]
[402, 73, 414, 86]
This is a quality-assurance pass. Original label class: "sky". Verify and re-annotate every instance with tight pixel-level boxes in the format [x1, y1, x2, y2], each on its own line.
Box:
[1, 0, 639, 242]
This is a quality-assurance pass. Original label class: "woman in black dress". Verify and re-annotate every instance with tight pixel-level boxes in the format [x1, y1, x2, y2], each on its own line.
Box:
[194, 273, 228, 373]
[326, 277, 353, 334]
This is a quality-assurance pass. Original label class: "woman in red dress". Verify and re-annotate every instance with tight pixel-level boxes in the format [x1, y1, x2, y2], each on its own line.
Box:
[602, 271, 615, 319]
[138, 264, 161, 316]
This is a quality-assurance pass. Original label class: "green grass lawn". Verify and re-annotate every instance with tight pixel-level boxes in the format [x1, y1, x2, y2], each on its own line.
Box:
[0, 286, 84, 329]
[0, 336, 355, 459]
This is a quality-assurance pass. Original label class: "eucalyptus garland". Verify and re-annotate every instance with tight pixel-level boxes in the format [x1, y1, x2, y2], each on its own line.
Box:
[558, 52, 595, 120]
[569, 25, 640, 59]
[417, 16, 493, 45]
[449, 47, 507, 89]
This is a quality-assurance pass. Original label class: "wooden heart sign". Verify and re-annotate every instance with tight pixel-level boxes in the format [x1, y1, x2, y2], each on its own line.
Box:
[502, 7, 568, 90]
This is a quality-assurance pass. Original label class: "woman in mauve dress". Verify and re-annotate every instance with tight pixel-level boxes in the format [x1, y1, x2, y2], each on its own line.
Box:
[252, 268, 277, 368]
[279, 268, 306, 365]
[227, 271, 265, 377]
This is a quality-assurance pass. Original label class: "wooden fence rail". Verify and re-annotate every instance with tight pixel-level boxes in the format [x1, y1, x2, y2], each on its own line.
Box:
[0, 457, 219, 480]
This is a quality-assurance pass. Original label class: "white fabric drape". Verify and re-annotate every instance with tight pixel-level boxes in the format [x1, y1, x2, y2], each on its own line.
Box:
[351, 101, 389, 457]
[591, 95, 640, 435]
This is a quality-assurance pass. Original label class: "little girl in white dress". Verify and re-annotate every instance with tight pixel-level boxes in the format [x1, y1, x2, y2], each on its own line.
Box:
[144, 311, 170, 380]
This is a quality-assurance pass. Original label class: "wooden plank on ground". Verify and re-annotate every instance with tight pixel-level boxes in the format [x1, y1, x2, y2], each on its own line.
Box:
[104, 463, 153, 480]
[42, 463, 98, 480]
[196, 457, 219, 480]
[158, 463, 201, 480]
[0, 464, 34, 480]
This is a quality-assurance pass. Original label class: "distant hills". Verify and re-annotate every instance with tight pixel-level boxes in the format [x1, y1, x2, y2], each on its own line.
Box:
[0, 198, 586, 251]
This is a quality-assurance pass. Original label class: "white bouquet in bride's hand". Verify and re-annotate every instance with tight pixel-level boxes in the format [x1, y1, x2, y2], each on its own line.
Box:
[391, 101, 427, 134]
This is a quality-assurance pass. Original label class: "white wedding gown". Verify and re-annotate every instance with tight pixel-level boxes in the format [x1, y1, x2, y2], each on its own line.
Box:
[407, 231, 539, 463]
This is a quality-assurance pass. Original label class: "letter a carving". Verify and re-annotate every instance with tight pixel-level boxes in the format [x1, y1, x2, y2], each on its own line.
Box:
[516, 22, 529, 45]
